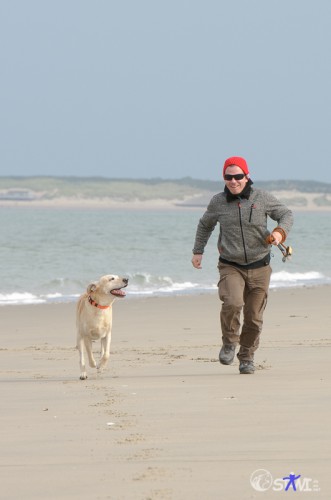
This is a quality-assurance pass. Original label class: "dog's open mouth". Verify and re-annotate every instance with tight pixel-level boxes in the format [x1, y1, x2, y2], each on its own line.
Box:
[110, 288, 126, 297]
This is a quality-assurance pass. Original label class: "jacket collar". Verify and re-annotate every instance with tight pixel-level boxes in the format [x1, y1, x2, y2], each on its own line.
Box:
[224, 179, 253, 202]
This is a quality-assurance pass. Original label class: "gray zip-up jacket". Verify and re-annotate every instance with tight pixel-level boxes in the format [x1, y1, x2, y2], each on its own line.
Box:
[192, 188, 293, 265]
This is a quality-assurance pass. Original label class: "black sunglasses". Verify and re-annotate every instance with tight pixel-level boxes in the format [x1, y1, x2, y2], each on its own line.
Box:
[224, 173, 246, 181]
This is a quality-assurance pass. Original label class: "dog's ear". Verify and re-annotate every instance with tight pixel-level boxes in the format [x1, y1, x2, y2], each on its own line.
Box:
[87, 283, 97, 294]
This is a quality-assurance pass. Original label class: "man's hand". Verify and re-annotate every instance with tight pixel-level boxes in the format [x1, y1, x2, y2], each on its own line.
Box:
[270, 231, 283, 245]
[191, 254, 203, 269]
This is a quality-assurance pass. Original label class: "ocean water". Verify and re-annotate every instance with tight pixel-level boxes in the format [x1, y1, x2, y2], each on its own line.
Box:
[0, 206, 330, 305]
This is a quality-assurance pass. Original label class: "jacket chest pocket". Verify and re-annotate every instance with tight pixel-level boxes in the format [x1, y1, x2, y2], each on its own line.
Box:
[245, 204, 267, 228]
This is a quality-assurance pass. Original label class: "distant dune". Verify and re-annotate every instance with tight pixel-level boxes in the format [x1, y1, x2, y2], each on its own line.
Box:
[0, 176, 330, 210]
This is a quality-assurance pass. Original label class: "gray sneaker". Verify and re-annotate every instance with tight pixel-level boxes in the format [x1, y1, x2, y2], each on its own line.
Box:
[219, 344, 236, 365]
[239, 360, 255, 374]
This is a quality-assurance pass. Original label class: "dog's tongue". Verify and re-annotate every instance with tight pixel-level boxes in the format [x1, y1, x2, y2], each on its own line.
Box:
[111, 289, 126, 297]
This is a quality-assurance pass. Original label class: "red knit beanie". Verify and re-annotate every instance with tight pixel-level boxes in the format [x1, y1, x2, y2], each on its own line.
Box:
[223, 156, 249, 177]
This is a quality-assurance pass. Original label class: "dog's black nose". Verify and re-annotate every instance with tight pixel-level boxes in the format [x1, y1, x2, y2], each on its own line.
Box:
[123, 278, 129, 284]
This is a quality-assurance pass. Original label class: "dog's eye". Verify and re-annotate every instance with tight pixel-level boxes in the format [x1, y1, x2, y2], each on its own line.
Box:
[109, 277, 115, 281]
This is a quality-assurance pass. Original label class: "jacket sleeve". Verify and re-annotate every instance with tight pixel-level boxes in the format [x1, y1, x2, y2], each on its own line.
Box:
[192, 196, 220, 254]
[266, 193, 294, 237]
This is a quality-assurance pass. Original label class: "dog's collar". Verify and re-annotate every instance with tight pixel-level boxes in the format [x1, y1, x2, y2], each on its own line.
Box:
[88, 296, 110, 310]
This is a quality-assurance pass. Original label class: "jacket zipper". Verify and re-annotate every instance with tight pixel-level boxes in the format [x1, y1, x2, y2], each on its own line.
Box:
[249, 203, 255, 223]
[238, 201, 248, 263]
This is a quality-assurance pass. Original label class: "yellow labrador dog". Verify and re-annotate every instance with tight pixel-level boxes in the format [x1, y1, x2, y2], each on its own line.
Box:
[76, 274, 128, 380]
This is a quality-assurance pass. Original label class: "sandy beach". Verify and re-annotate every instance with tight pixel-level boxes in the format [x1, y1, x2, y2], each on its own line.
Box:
[1, 286, 330, 499]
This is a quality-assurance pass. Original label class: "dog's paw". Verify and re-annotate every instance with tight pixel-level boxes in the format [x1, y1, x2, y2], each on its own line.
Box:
[79, 373, 88, 380]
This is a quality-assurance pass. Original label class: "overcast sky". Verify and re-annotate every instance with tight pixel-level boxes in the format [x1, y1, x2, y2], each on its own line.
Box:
[1, 0, 331, 182]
